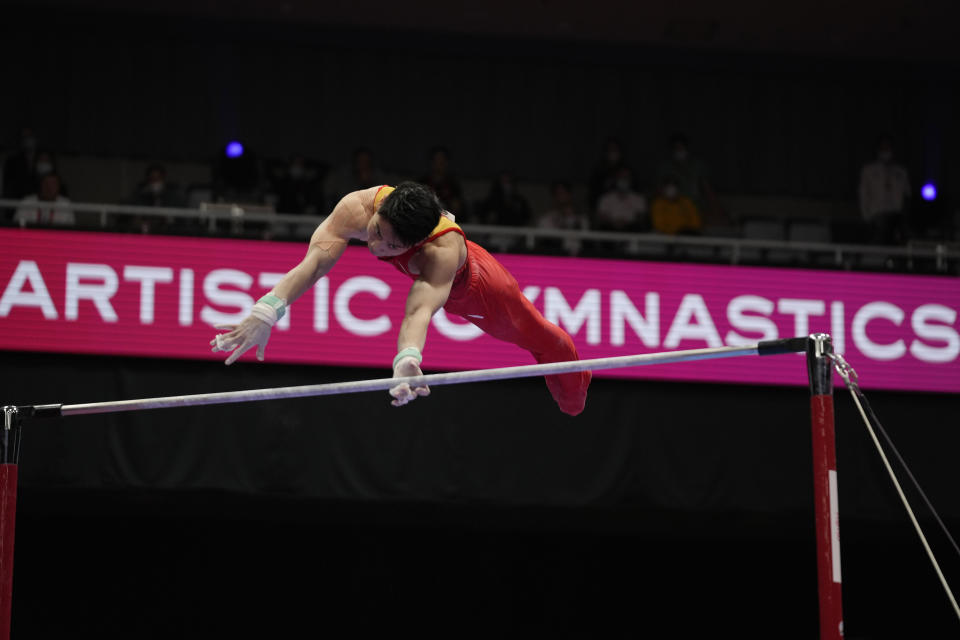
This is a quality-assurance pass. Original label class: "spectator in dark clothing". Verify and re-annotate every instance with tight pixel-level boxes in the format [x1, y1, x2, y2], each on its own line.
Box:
[4, 142, 65, 200]
[325, 147, 385, 210]
[588, 137, 631, 212]
[129, 164, 186, 208]
[213, 145, 265, 205]
[537, 180, 590, 255]
[124, 164, 185, 233]
[420, 146, 465, 218]
[2, 127, 39, 200]
[474, 171, 532, 226]
[273, 155, 325, 215]
[656, 133, 712, 211]
[539, 181, 590, 232]
[33, 150, 56, 181]
[858, 136, 911, 245]
[14, 148, 69, 199]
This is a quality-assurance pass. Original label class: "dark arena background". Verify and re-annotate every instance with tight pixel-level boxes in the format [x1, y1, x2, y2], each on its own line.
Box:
[2, 2, 960, 638]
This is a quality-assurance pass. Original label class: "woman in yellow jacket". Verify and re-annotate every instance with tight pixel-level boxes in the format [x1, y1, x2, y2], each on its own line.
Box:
[650, 177, 702, 235]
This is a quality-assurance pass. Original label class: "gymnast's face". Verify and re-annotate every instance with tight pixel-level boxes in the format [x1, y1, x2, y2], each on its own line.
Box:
[367, 214, 410, 257]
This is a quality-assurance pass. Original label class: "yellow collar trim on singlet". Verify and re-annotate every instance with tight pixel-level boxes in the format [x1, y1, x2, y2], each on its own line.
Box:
[428, 215, 461, 238]
[373, 185, 395, 211]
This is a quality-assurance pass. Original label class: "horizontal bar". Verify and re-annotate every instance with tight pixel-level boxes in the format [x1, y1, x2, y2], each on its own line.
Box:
[53, 343, 778, 418]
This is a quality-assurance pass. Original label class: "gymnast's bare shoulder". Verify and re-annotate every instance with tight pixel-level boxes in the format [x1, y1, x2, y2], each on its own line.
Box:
[307, 187, 381, 247]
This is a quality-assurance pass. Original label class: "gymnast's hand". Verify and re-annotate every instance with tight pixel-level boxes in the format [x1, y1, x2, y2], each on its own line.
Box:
[389, 356, 430, 407]
[209, 315, 273, 365]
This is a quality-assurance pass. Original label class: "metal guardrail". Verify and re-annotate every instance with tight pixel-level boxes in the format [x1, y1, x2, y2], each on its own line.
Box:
[2, 198, 957, 272]
[0, 198, 314, 231]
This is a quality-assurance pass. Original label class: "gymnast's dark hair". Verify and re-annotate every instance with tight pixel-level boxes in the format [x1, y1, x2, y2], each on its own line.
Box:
[377, 181, 443, 247]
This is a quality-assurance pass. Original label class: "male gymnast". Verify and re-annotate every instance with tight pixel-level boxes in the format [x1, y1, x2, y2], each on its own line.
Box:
[210, 182, 591, 415]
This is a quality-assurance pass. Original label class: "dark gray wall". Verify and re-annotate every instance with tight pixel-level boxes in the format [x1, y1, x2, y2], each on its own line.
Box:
[2, 7, 958, 201]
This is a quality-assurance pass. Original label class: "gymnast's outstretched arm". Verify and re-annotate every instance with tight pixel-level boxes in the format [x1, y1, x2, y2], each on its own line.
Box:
[210, 192, 368, 365]
[389, 241, 460, 407]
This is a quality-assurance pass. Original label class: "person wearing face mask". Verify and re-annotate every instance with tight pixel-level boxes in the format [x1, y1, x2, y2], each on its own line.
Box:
[593, 166, 648, 234]
[125, 164, 185, 233]
[588, 137, 632, 212]
[651, 176, 702, 236]
[858, 136, 911, 245]
[24, 149, 70, 200]
[537, 181, 590, 255]
[129, 165, 185, 206]
[656, 132, 713, 213]
[33, 153, 55, 179]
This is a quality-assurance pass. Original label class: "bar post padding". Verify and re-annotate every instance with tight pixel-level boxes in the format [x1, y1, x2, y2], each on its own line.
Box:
[0, 406, 23, 640]
[806, 335, 844, 640]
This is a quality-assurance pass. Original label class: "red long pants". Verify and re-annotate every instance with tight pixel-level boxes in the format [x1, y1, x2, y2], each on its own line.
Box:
[443, 241, 591, 416]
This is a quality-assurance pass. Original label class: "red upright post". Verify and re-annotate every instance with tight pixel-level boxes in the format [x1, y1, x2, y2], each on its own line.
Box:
[806, 335, 844, 639]
[0, 465, 15, 640]
[0, 406, 22, 640]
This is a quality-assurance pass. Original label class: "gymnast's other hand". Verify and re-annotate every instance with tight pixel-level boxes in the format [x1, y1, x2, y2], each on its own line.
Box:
[210, 315, 272, 365]
[389, 356, 430, 407]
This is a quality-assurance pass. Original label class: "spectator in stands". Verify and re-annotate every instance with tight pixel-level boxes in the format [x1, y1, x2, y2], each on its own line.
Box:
[539, 181, 589, 231]
[130, 164, 185, 208]
[2, 126, 39, 200]
[474, 171, 532, 226]
[325, 147, 385, 210]
[11, 148, 69, 197]
[858, 136, 911, 244]
[420, 146, 465, 218]
[588, 137, 630, 212]
[650, 176, 702, 235]
[537, 180, 590, 255]
[594, 166, 648, 232]
[273, 155, 325, 215]
[33, 150, 56, 180]
[123, 164, 186, 234]
[656, 132, 713, 212]
[14, 173, 75, 226]
[213, 144, 265, 205]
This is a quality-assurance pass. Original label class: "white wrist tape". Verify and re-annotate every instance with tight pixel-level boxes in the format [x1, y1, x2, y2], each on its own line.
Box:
[250, 294, 287, 327]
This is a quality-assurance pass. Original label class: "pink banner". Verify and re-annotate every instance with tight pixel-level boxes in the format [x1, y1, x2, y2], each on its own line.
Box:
[1, 229, 957, 392]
